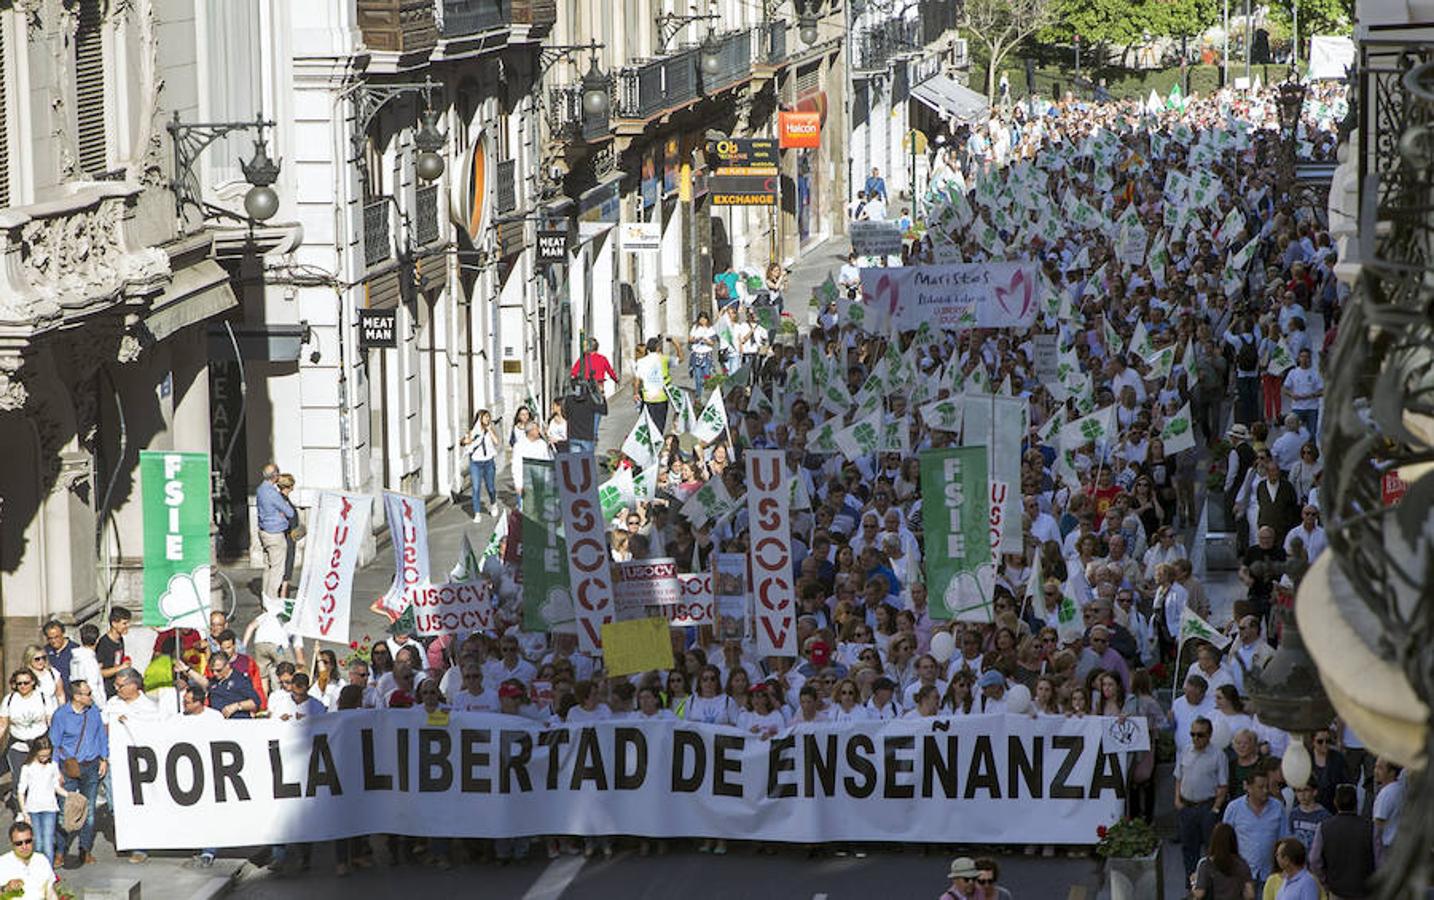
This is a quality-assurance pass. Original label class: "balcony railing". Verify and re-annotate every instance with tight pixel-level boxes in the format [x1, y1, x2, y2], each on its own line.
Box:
[510, 0, 556, 37]
[702, 30, 752, 93]
[364, 198, 392, 268]
[618, 58, 667, 120]
[438, 0, 505, 37]
[664, 49, 699, 106]
[415, 183, 440, 245]
[358, 0, 438, 54]
[1355, 41, 1433, 274]
[548, 83, 612, 143]
[495, 158, 518, 214]
[852, 18, 919, 73]
[762, 19, 788, 66]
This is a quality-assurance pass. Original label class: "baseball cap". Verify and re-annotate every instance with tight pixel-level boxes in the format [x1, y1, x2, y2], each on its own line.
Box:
[809, 642, 831, 667]
[977, 670, 1006, 690]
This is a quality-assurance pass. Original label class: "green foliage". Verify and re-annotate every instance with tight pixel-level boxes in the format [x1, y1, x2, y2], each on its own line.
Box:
[1267, 0, 1354, 37]
[1039, 0, 1218, 44]
[997, 62, 1294, 101]
[1095, 818, 1160, 858]
[1144, 0, 1220, 38]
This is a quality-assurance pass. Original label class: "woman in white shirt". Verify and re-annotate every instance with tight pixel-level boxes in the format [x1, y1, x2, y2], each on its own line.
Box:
[681, 666, 738, 726]
[564, 681, 611, 723]
[0, 669, 56, 802]
[939, 670, 977, 717]
[688, 313, 717, 400]
[16, 738, 69, 866]
[737, 684, 786, 738]
[23, 648, 64, 707]
[827, 678, 872, 724]
[902, 684, 941, 719]
[309, 650, 344, 711]
[633, 686, 675, 721]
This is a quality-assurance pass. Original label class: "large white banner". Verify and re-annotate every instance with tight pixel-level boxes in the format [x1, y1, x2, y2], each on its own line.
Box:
[555, 453, 615, 654]
[859, 262, 1041, 333]
[408, 582, 497, 637]
[292, 492, 371, 640]
[746, 451, 796, 657]
[111, 713, 1147, 849]
[380, 492, 430, 614]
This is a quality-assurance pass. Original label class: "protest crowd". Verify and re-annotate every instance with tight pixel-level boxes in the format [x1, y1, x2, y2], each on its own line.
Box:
[0, 80, 1406, 900]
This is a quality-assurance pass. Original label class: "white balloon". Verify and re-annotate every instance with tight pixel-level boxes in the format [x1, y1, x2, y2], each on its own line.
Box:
[930, 631, 956, 663]
[1210, 717, 1233, 752]
[1005, 683, 1033, 715]
[1282, 739, 1313, 789]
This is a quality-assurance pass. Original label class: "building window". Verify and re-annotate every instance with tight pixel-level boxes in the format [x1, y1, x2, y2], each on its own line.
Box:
[74, 0, 107, 176]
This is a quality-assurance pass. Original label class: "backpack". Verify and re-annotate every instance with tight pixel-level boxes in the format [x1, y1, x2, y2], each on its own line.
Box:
[1235, 335, 1258, 372]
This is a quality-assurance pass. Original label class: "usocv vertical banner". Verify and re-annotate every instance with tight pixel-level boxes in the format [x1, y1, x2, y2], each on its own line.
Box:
[380, 492, 430, 615]
[292, 492, 372, 640]
[746, 450, 796, 657]
[140, 451, 212, 629]
[555, 452, 615, 653]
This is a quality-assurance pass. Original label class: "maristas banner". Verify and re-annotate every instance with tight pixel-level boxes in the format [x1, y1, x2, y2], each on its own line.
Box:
[111, 713, 1146, 849]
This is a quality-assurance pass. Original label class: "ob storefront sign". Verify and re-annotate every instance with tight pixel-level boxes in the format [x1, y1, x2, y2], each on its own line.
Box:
[746, 450, 795, 656]
[555, 452, 614, 653]
[292, 492, 371, 640]
[111, 713, 1147, 849]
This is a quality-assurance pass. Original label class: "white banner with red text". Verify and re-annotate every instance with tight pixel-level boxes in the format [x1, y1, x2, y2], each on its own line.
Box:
[110, 713, 1147, 849]
[379, 492, 431, 614]
[858, 262, 1042, 333]
[292, 492, 372, 641]
[746, 451, 796, 657]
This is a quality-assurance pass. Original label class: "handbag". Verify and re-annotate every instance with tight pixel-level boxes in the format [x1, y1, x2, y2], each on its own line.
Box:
[62, 710, 88, 779]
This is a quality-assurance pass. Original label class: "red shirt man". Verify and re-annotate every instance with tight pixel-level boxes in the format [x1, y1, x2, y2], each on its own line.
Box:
[571, 339, 617, 389]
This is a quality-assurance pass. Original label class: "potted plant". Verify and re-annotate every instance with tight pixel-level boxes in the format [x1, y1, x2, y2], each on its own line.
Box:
[1095, 818, 1162, 900]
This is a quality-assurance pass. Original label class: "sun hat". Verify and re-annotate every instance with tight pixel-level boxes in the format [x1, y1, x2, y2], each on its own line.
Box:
[948, 857, 979, 879]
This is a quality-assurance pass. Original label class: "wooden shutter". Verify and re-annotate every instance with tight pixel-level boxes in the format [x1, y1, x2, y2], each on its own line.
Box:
[0, 19, 9, 207]
[74, 0, 107, 176]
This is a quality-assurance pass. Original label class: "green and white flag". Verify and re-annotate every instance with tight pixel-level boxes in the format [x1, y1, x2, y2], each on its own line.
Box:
[1179, 605, 1231, 650]
[680, 475, 741, 529]
[1145, 344, 1177, 382]
[1130, 320, 1155, 359]
[809, 419, 839, 453]
[879, 416, 910, 454]
[1055, 586, 1084, 643]
[1025, 551, 1047, 619]
[669, 386, 697, 436]
[692, 389, 730, 444]
[597, 467, 636, 522]
[1060, 404, 1118, 450]
[1038, 408, 1066, 445]
[140, 451, 213, 628]
[920, 447, 995, 622]
[920, 396, 965, 433]
[621, 409, 663, 469]
[1160, 401, 1198, 455]
[449, 532, 484, 583]
[750, 383, 775, 417]
[819, 376, 852, 416]
[1103, 316, 1124, 358]
[834, 413, 882, 461]
[636, 465, 659, 501]
[1217, 205, 1246, 244]
[1269, 340, 1296, 375]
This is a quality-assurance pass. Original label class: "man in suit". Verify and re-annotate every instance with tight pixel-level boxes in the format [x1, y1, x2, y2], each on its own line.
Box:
[1255, 458, 1301, 541]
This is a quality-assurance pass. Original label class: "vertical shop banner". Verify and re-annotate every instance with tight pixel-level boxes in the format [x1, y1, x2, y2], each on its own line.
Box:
[292, 492, 372, 640]
[713, 552, 748, 640]
[920, 448, 995, 622]
[555, 453, 615, 653]
[379, 492, 430, 615]
[140, 451, 212, 628]
[746, 451, 795, 657]
[521, 459, 575, 632]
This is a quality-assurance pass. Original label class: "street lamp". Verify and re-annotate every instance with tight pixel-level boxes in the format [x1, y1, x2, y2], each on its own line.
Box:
[798, 1, 819, 45]
[167, 112, 283, 225]
[581, 51, 611, 118]
[701, 30, 723, 77]
[1244, 603, 1336, 789]
[413, 108, 447, 183]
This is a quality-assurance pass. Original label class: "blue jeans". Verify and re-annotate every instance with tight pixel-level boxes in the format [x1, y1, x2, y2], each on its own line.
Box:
[29, 810, 56, 860]
[569, 439, 595, 456]
[690, 354, 714, 401]
[469, 458, 497, 513]
[1294, 407, 1319, 440]
[61, 760, 101, 853]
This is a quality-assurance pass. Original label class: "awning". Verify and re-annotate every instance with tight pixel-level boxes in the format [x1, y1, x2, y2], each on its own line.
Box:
[142, 259, 238, 342]
[911, 75, 990, 123]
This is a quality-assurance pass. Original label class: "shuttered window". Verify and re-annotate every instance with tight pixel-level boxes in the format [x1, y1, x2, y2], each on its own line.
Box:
[0, 20, 10, 207]
[74, 0, 107, 176]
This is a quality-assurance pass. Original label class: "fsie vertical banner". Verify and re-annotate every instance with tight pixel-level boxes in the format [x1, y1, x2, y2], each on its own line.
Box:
[920, 447, 995, 622]
[746, 450, 795, 657]
[555, 452, 614, 653]
[521, 460, 575, 632]
[140, 451, 212, 629]
[292, 492, 372, 641]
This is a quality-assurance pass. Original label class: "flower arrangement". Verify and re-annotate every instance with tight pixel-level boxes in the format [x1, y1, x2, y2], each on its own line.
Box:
[341, 634, 375, 670]
[1094, 818, 1159, 859]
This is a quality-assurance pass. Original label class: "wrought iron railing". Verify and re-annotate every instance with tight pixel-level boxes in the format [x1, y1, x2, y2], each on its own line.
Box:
[438, 0, 505, 37]
[1357, 40, 1434, 274]
[852, 18, 919, 73]
[548, 83, 611, 142]
[363, 198, 391, 267]
[763, 19, 788, 65]
[703, 29, 752, 93]
[415, 183, 440, 245]
[495, 157, 517, 214]
[663, 49, 699, 106]
[618, 58, 667, 119]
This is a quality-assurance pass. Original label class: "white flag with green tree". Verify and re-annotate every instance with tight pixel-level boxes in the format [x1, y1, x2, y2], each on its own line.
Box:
[1130, 320, 1155, 359]
[598, 468, 637, 522]
[621, 410, 663, 468]
[921, 396, 965, 433]
[1060, 404, 1118, 451]
[834, 413, 883, 461]
[1160, 402, 1198, 455]
[680, 476, 739, 528]
[1179, 605, 1231, 650]
[692, 389, 730, 444]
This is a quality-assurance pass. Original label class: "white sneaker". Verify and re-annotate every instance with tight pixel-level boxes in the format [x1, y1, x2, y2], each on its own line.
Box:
[490, 503, 501, 516]
[473, 513, 483, 523]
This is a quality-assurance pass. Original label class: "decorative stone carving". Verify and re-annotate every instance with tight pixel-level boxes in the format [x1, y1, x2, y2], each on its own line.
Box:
[116, 331, 142, 364]
[0, 356, 30, 412]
